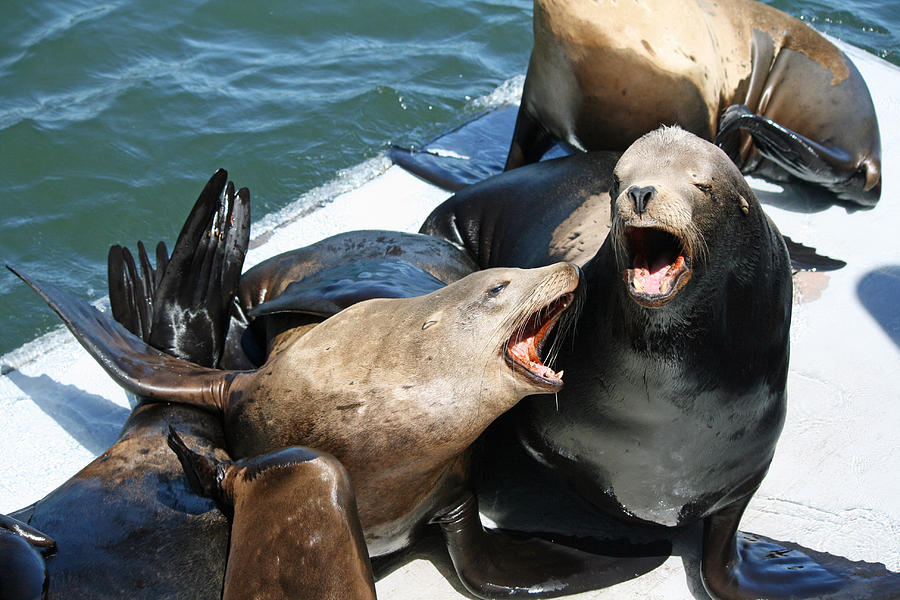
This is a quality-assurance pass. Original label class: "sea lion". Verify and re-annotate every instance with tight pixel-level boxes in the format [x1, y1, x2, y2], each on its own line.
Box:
[15, 261, 577, 557]
[506, 0, 881, 206]
[15, 256, 677, 598]
[421, 127, 873, 598]
[167, 429, 377, 600]
[2, 169, 249, 598]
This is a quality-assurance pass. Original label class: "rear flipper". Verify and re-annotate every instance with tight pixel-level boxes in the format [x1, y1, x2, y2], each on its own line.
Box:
[107, 168, 251, 368]
[701, 493, 900, 599]
[782, 236, 846, 272]
[0, 514, 55, 600]
[390, 105, 529, 190]
[167, 428, 377, 600]
[716, 104, 880, 208]
[8, 266, 231, 412]
[432, 491, 669, 599]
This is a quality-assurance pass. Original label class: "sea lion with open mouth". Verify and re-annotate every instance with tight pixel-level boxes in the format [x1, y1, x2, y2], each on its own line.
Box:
[14, 255, 673, 598]
[420, 127, 888, 598]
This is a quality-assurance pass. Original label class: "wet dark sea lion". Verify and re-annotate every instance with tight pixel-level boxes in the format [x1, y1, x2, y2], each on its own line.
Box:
[421, 127, 887, 598]
[506, 0, 881, 206]
[225, 229, 478, 368]
[2, 170, 249, 598]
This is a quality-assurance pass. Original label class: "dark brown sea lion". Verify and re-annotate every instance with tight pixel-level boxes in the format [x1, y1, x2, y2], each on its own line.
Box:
[167, 430, 377, 600]
[506, 0, 881, 206]
[421, 127, 882, 598]
[2, 169, 249, 598]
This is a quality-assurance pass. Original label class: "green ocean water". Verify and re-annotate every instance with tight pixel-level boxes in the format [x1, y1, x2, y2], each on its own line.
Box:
[1, 0, 898, 357]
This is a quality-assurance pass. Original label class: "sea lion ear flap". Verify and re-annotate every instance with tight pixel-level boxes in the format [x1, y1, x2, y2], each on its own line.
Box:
[167, 427, 234, 518]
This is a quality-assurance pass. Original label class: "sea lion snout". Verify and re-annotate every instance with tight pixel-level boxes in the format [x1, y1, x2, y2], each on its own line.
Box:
[627, 185, 656, 215]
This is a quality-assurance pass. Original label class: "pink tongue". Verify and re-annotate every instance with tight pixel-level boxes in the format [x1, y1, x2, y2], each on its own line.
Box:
[633, 254, 672, 294]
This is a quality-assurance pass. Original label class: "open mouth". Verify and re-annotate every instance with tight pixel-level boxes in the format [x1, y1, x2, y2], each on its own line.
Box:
[623, 226, 692, 307]
[505, 292, 574, 389]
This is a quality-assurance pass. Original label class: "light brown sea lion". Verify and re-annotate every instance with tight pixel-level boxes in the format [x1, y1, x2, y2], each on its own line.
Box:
[15, 257, 675, 598]
[14, 262, 578, 556]
[420, 127, 894, 598]
[506, 0, 881, 206]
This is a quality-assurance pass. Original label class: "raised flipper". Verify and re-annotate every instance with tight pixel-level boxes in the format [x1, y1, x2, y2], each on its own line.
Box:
[8, 266, 237, 413]
[108, 169, 251, 368]
[248, 258, 446, 319]
[701, 493, 900, 599]
[0, 514, 55, 600]
[432, 491, 669, 599]
[716, 104, 880, 207]
[167, 428, 377, 600]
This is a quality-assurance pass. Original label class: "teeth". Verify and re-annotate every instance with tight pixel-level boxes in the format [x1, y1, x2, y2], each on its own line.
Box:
[660, 277, 670, 294]
[633, 275, 645, 292]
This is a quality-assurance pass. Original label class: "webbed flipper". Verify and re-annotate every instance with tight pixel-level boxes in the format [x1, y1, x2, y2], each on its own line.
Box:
[0, 514, 55, 600]
[701, 493, 900, 600]
[108, 169, 250, 367]
[433, 491, 669, 599]
[9, 266, 235, 413]
[716, 104, 880, 207]
[390, 106, 523, 190]
[782, 236, 846, 272]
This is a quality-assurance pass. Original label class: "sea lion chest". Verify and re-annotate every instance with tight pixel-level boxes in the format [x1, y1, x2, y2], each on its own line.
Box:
[520, 276, 787, 527]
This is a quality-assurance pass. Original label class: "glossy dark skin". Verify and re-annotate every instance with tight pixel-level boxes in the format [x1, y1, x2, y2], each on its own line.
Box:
[420, 128, 888, 599]
[3, 169, 249, 598]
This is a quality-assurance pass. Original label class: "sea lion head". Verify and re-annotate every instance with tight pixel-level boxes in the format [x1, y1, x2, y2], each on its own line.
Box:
[608, 126, 758, 308]
[229, 262, 582, 460]
[388, 262, 583, 397]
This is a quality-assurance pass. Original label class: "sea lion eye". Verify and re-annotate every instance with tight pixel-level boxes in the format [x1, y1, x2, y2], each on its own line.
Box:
[694, 183, 712, 193]
[487, 282, 509, 297]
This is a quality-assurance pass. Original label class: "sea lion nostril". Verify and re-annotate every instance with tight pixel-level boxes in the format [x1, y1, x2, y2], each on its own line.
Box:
[628, 185, 656, 214]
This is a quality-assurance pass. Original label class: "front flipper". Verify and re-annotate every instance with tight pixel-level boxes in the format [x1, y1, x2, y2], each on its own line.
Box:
[8, 267, 236, 413]
[701, 494, 900, 599]
[167, 428, 377, 600]
[505, 103, 557, 171]
[716, 104, 879, 207]
[248, 258, 446, 319]
[432, 491, 669, 599]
